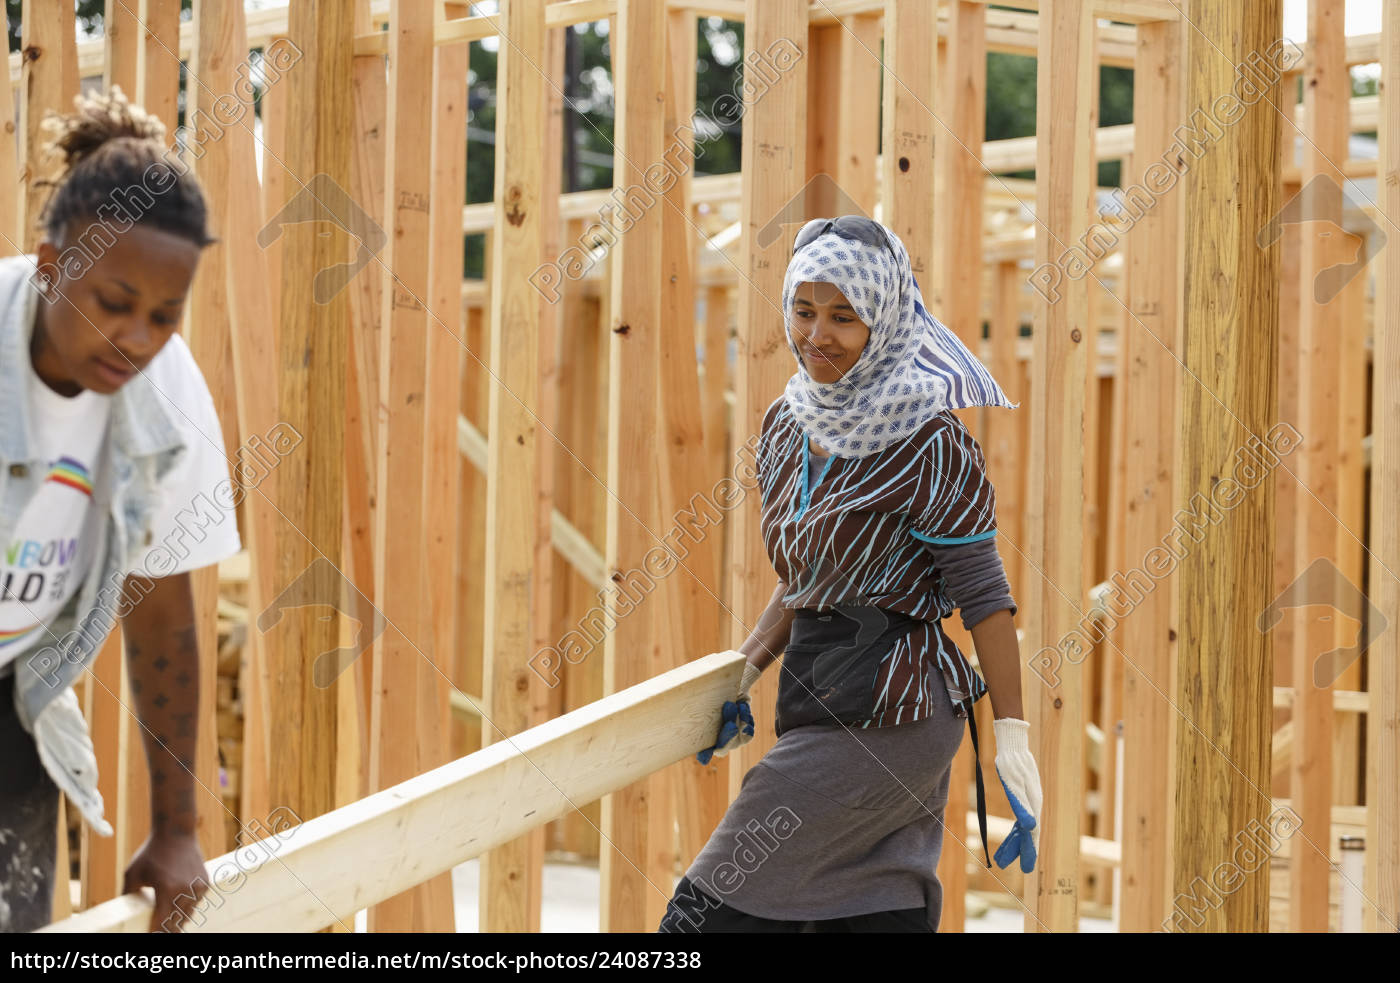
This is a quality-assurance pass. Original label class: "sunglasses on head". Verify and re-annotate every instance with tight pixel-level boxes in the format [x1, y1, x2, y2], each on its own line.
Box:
[793, 215, 896, 262]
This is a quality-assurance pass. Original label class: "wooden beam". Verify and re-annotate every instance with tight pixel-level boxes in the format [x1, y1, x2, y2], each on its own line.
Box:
[1289, 0, 1346, 934]
[479, 0, 548, 934]
[600, 0, 668, 933]
[136, 0, 181, 142]
[1369, 0, 1400, 933]
[418, 13, 472, 933]
[1023, 0, 1094, 934]
[42, 653, 747, 935]
[19, 0, 66, 252]
[724, 0, 806, 802]
[1117, 16, 1182, 933]
[0, 3, 17, 254]
[223, 2, 283, 843]
[186, 0, 243, 866]
[1171, 0, 1280, 934]
[268, 0, 352, 833]
[880, 0, 936, 283]
[367, 0, 444, 933]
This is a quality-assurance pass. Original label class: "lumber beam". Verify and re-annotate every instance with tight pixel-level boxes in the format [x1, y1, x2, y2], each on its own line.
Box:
[42, 654, 747, 934]
[136, 0, 180, 140]
[186, 0, 243, 865]
[1288, 0, 1346, 934]
[479, 0, 548, 934]
[1117, 15, 1182, 933]
[1023, 0, 1094, 934]
[600, 0, 668, 934]
[724, 0, 806, 796]
[1171, 0, 1280, 935]
[268, 0, 352, 831]
[367, 0, 451, 934]
[1367, 0, 1400, 933]
[223, 1, 283, 844]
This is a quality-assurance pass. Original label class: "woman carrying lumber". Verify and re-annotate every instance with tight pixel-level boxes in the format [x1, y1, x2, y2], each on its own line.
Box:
[659, 216, 1041, 933]
[0, 89, 238, 932]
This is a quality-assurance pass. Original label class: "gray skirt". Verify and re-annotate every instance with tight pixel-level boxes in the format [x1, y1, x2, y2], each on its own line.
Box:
[682, 665, 966, 927]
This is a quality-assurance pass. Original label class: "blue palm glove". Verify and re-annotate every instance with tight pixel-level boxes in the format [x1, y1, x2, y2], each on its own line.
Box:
[697, 660, 762, 765]
[991, 717, 1042, 874]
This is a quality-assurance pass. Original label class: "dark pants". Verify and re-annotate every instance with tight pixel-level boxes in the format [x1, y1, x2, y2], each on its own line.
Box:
[0, 671, 59, 933]
[658, 875, 933, 933]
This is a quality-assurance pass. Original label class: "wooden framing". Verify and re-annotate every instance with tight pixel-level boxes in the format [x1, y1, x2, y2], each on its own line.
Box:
[1170, 0, 1280, 934]
[1116, 15, 1182, 932]
[43, 654, 747, 935]
[1023, 0, 1095, 933]
[1369, 0, 1400, 934]
[479, 0, 548, 933]
[268, 0, 351, 831]
[20, 0, 1398, 937]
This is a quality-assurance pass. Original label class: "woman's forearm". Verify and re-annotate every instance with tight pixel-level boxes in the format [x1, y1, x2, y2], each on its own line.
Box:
[970, 608, 1024, 720]
[738, 581, 795, 673]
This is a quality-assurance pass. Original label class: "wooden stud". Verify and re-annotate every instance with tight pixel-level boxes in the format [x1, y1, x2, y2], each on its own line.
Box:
[1116, 17, 1181, 932]
[1024, 0, 1094, 933]
[1171, 0, 1280, 934]
[724, 0, 806, 806]
[479, 0, 548, 934]
[223, 2, 283, 843]
[1289, 0, 1345, 933]
[186, 0, 245, 866]
[268, 0, 352, 834]
[1367, 0, 1400, 934]
[599, 0, 669, 933]
[137, 0, 181, 141]
[19, 0, 66, 252]
[366, 0, 444, 934]
[0, 3, 18, 254]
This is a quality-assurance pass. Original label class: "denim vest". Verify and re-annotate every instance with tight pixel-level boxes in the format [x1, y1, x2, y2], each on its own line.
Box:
[1, 255, 186, 739]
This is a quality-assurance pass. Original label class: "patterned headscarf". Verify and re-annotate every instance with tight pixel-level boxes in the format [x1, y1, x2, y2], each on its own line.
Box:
[780, 223, 1016, 458]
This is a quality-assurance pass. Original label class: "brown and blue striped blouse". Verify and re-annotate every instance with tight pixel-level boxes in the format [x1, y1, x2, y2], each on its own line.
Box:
[758, 396, 1013, 724]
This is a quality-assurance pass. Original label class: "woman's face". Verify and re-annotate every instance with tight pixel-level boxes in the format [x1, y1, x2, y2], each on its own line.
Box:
[790, 280, 870, 384]
[31, 222, 200, 397]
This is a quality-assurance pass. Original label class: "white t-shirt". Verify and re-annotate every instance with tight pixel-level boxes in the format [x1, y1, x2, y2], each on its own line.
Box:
[0, 336, 242, 669]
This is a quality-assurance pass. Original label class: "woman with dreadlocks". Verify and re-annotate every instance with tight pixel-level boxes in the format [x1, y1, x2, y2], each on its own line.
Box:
[0, 88, 239, 933]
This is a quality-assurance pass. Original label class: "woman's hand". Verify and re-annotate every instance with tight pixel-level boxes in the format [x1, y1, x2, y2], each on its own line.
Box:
[696, 659, 763, 765]
[991, 717, 1042, 873]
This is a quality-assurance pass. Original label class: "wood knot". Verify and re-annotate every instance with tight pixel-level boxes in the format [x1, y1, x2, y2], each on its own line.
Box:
[1070, 328, 1082, 343]
[613, 322, 630, 335]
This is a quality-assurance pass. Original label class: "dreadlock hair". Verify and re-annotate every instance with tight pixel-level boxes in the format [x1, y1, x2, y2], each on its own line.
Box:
[38, 85, 215, 252]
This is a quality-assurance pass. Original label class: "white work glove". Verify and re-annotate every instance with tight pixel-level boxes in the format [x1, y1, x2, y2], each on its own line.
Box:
[992, 717, 1042, 873]
[696, 658, 762, 765]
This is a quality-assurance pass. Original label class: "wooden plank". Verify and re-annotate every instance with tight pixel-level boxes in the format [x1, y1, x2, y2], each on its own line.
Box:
[1367, 0, 1400, 933]
[455, 296, 489, 763]
[653, 4, 727, 926]
[104, 0, 140, 94]
[268, 0, 352, 835]
[366, 0, 441, 934]
[413, 18, 471, 934]
[43, 653, 747, 935]
[881, 0, 936, 284]
[18, 0, 66, 252]
[479, 0, 548, 934]
[344, 0, 388, 811]
[223, 3, 283, 843]
[81, 634, 124, 908]
[1171, 0, 1280, 934]
[1116, 17, 1181, 932]
[0, 2, 17, 254]
[599, 0, 669, 933]
[724, 0, 806, 810]
[932, 1, 989, 933]
[137, 0, 181, 142]
[1288, 0, 1345, 934]
[186, 0, 243, 867]
[1022, 0, 1094, 934]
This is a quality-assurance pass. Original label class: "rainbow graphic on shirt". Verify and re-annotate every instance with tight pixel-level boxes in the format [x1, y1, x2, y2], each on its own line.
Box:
[46, 456, 93, 497]
[0, 621, 40, 649]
